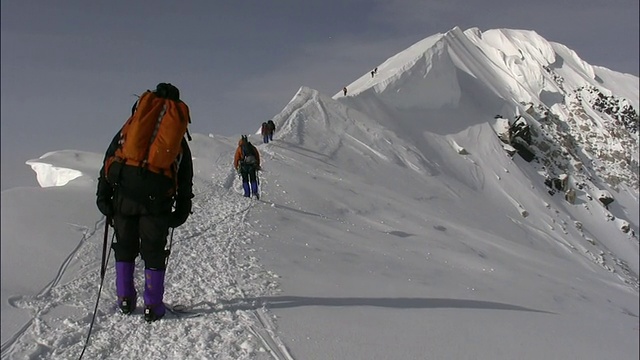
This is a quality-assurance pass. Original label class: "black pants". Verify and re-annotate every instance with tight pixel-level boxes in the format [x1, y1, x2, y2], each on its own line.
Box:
[112, 195, 171, 270]
[240, 166, 258, 183]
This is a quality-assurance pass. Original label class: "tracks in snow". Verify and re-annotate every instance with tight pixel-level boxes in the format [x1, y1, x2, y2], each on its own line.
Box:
[2, 166, 292, 359]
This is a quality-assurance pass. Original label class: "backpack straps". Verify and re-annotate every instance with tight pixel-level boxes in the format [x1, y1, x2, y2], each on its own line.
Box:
[241, 142, 250, 159]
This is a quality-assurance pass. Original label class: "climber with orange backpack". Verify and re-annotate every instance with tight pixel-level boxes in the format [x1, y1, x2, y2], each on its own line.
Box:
[96, 83, 194, 322]
[234, 135, 261, 199]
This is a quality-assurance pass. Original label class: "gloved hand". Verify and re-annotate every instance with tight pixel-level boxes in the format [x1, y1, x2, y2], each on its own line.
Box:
[169, 196, 192, 228]
[96, 196, 114, 217]
[96, 177, 114, 217]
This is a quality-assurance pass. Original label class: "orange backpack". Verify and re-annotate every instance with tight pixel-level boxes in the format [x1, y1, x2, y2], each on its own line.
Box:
[107, 90, 191, 181]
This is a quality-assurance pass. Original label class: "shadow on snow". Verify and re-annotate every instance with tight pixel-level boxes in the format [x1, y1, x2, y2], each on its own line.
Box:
[182, 296, 554, 315]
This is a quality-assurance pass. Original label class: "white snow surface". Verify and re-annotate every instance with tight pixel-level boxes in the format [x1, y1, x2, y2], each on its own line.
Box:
[2, 27, 638, 360]
[25, 151, 103, 188]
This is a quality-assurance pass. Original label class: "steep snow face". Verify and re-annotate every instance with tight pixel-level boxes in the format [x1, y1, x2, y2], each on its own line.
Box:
[274, 92, 639, 282]
[330, 26, 639, 193]
[548, 42, 597, 88]
[334, 32, 463, 111]
[375, 39, 461, 110]
[465, 28, 556, 104]
[591, 66, 640, 111]
[477, 29, 557, 69]
[375, 36, 461, 110]
[334, 34, 441, 96]
[277, 27, 639, 281]
[338, 26, 637, 122]
[275, 86, 438, 180]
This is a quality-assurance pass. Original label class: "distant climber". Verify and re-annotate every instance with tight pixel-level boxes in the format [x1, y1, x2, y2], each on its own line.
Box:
[343, 87, 347, 96]
[267, 120, 276, 141]
[261, 122, 270, 144]
[234, 135, 261, 199]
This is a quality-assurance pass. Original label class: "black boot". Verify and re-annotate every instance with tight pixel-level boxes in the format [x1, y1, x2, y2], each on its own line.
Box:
[144, 305, 165, 322]
[119, 297, 136, 315]
[143, 269, 166, 322]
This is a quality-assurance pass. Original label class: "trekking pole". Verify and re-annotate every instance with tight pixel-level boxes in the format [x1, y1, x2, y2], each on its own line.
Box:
[165, 227, 175, 269]
[99, 219, 111, 279]
[78, 217, 115, 360]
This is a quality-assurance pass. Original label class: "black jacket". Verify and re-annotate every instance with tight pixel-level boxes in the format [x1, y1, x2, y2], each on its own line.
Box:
[97, 131, 194, 213]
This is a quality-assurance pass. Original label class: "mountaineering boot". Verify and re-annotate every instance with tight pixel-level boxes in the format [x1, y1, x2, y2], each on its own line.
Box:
[250, 181, 259, 199]
[242, 182, 251, 197]
[115, 262, 137, 315]
[143, 268, 166, 322]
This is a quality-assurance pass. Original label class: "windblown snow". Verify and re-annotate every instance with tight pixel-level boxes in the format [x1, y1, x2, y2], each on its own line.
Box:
[2, 26, 638, 360]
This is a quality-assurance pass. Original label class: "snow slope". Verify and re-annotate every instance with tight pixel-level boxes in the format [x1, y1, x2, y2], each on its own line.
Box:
[2, 27, 638, 360]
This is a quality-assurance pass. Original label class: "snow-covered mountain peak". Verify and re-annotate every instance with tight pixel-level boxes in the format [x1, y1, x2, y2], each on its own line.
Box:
[313, 27, 639, 194]
[274, 27, 639, 286]
[3, 26, 638, 360]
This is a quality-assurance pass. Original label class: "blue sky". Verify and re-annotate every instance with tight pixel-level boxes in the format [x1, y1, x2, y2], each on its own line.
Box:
[2, 0, 638, 190]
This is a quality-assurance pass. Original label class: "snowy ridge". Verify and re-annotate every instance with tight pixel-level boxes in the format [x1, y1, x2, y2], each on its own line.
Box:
[3, 138, 288, 359]
[2, 27, 639, 359]
[275, 86, 436, 179]
[329, 26, 638, 255]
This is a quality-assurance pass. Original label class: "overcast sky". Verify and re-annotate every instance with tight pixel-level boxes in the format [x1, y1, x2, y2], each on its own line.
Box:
[2, 0, 638, 190]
